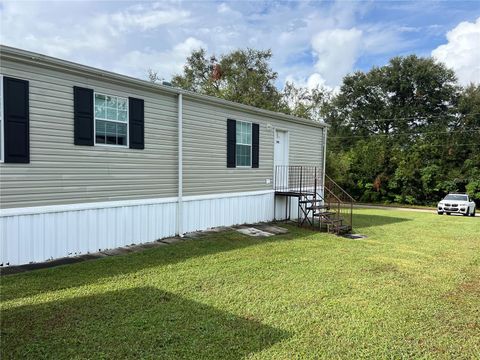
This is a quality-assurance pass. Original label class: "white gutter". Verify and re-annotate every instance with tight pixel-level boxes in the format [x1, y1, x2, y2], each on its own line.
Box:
[177, 93, 184, 237]
[0, 75, 3, 163]
[322, 127, 327, 198]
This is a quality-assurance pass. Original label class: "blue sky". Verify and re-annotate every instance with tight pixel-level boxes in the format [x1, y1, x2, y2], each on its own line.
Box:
[1, 1, 479, 89]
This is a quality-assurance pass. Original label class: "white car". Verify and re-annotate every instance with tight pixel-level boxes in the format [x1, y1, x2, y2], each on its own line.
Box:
[437, 193, 476, 216]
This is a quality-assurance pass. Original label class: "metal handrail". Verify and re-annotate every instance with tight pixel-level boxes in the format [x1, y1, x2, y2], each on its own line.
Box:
[325, 174, 356, 202]
[323, 179, 354, 231]
[323, 186, 342, 203]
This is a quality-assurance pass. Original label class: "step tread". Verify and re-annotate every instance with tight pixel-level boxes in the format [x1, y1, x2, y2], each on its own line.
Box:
[306, 205, 329, 210]
[299, 199, 324, 204]
[314, 211, 337, 216]
[315, 217, 344, 223]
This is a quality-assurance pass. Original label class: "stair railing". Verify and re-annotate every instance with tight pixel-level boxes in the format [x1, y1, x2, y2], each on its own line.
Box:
[324, 174, 355, 231]
[274, 165, 323, 194]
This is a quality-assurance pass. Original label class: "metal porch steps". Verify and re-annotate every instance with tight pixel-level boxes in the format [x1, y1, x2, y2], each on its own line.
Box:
[273, 167, 354, 235]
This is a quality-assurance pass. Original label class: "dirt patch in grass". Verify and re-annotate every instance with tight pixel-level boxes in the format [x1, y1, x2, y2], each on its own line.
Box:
[440, 271, 480, 342]
[457, 277, 480, 295]
[44, 308, 75, 330]
[445, 271, 480, 303]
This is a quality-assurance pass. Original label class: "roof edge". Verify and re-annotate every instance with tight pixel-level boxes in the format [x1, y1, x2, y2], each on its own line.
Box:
[0, 45, 328, 129]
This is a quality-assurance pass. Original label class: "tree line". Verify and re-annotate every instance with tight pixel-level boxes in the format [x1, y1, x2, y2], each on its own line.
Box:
[149, 48, 480, 205]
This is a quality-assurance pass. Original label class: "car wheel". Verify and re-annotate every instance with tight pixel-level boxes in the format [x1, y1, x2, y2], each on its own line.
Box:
[471, 208, 476, 217]
[437, 211, 443, 215]
[464, 209, 469, 216]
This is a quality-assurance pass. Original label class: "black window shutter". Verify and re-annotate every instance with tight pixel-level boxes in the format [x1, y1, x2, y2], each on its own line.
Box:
[73, 86, 94, 146]
[227, 119, 236, 168]
[4, 77, 29, 163]
[129, 97, 144, 149]
[252, 123, 259, 168]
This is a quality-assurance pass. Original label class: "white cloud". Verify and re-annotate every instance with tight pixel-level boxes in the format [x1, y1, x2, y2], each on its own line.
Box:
[284, 73, 341, 95]
[108, 6, 190, 32]
[0, 0, 399, 87]
[310, 28, 363, 87]
[114, 37, 206, 80]
[0, 0, 460, 88]
[285, 73, 325, 89]
[362, 25, 414, 54]
[0, 1, 192, 72]
[300, 23, 415, 88]
[304, 73, 328, 89]
[0, 1, 113, 60]
[432, 17, 480, 85]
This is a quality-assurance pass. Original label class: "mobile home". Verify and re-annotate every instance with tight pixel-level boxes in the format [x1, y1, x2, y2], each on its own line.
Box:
[0, 45, 331, 266]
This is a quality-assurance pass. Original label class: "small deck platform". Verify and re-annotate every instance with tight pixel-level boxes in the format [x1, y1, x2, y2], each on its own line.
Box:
[274, 190, 316, 197]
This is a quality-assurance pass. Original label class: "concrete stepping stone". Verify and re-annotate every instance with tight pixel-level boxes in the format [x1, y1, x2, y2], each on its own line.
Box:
[236, 227, 275, 237]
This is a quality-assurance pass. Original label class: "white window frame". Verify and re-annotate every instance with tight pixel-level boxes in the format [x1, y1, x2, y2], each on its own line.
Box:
[236, 120, 252, 168]
[93, 92, 129, 148]
[0, 74, 4, 163]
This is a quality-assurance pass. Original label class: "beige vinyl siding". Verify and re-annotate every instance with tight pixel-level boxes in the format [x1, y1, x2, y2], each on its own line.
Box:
[0, 59, 178, 208]
[0, 53, 325, 209]
[182, 97, 324, 195]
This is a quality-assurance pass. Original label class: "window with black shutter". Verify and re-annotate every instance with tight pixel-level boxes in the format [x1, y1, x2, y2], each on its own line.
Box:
[129, 97, 144, 149]
[226, 119, 259, 168]
[73, 86, 144, 149]
[252, 123, 259, 168]
[0, 75, 3, 162]
[74, 86, 94, 146]
[227, 119, 236, 168]
[3, 76, 30, 163]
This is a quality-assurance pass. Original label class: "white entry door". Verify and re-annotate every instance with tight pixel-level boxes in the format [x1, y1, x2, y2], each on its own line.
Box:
[274, 130, 289, 189]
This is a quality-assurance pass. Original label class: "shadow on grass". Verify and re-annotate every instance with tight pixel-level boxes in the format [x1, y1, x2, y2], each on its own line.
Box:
[1, 286, 289, 359]
[353, 213, 411, 229]
[1, 228, 303, 302]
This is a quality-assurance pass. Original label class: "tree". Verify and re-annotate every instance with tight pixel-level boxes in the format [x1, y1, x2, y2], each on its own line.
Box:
[168, 48, 287, 112]
[282, 82, 331, 123]
[334, 56, 459, 136]
[327, 55, 465, 204]
[156, 47, 334, 121]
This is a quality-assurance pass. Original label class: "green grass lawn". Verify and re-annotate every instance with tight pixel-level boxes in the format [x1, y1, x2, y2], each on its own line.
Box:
[1, 209, 479, 359]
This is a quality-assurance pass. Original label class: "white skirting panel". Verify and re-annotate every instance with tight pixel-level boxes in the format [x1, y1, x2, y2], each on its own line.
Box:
[274, 196, 300, 221]
[182, 191, 274, 233]
[0, 200, 178, 266]
[0, 190, 275, 266]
